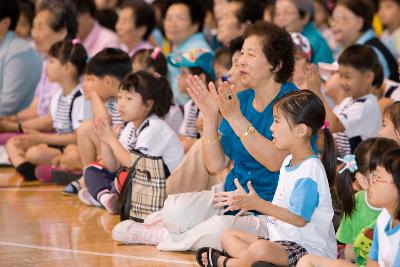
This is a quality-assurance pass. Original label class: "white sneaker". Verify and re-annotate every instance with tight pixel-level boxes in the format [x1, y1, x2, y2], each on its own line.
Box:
[78, 188, 102, 207]
[112, 219, 167, 245]
[99, 193, 119, 214]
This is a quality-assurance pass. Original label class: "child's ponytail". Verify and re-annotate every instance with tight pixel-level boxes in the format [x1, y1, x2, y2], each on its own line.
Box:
[321, 126, 337, 187]
[335, 138, 400, 217]
[335, 161, 357, 217]
[49, 39, 87, 77]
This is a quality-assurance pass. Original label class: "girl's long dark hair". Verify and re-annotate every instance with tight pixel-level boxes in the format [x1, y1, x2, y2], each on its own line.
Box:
[335, 138, 399, 216]
[274, 90, 336, 186]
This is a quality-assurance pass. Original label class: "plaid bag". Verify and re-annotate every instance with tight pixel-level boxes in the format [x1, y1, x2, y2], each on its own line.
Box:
[119, 150, 170, 222]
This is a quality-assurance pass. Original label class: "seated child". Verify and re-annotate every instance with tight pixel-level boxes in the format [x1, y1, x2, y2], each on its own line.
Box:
[59, 48, 132, 193]
[6, 40, 88, 181]
[131, 47, 183, 134]
[78, 71, 184, 214]
[379, 101, 400, 143]
[197, 90, 337, 267]
[168, 48, 215, 153]
[308, 44, 383, 153]
[298, 148, 400, 267]
[335, 138, 399, 266]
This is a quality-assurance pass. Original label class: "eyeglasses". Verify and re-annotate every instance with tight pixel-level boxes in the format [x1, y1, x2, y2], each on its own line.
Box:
[370, 173, 395, 185]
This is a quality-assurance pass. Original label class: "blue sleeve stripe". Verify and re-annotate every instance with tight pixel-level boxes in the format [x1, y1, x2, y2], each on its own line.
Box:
[288, 178, 319, 222]
[368, 224, 379, 261]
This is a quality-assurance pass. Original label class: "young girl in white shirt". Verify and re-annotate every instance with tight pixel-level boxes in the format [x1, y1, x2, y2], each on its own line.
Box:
[78, 71, 184, 213]
[6, 40, 87, 181]
[197, 90, 337, 267]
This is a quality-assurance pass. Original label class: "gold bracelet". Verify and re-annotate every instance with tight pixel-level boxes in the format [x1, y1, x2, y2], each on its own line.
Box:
[240, 126, 256, 139]
[202, 136, 220, 143]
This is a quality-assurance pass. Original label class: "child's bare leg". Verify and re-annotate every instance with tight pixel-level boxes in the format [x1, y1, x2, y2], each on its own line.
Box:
[216, 239, 289, 267]
[6, 136, 29, 167]
[25, 144, 62, 165]
[201, 230, 258, 267]
[221, 229, 258, 257]
[77, 121, 100, 166]
[297, 255, 356, 267]
[59, 144, 83, 171]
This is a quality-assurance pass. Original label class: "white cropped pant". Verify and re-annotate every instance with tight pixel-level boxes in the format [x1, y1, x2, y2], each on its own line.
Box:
[156, 183, 269, 251]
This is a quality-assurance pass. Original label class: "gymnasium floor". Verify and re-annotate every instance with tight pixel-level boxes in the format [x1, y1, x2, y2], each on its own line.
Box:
[0, 168, 196, 266]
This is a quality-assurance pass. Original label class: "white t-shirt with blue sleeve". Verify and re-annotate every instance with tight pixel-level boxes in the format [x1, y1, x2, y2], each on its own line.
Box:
[369, 208, 400, 266]
[266, 155, 337, 258]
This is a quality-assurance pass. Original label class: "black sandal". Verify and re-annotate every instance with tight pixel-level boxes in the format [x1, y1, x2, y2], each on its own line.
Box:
[196, 247, 231, 267]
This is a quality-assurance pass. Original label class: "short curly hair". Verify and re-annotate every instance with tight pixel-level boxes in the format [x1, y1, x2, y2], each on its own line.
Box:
[243, 21, 295, 84]
[38, 0, 78, 40]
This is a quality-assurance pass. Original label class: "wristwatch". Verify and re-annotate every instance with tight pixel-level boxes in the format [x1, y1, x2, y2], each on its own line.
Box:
[240, 126, 256, 139]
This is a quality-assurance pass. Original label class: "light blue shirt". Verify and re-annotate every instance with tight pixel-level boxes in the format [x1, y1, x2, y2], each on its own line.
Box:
[356, 29, 391, 78]
[167, 32, 211, 105]
[0, 31, 42, 115]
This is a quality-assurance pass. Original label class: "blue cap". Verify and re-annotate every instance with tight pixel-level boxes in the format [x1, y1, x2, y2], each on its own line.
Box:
[167, 49, 215, 80]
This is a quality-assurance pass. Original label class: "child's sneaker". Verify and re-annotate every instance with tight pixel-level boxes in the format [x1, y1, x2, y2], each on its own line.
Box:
[112, 219, 167, 245]
[99, 192, 119, 214]
[63, 180, 81, 195]
[53, 169, 82, 185]
[35, 165, 55, 183]
[78, 188, 102, 207]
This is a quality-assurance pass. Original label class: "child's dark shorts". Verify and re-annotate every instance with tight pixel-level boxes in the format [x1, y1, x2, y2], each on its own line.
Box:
[257, 236, 308, 267]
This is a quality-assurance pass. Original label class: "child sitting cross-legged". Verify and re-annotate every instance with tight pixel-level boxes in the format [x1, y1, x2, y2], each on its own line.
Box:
[298, 148, 400, 267]
[78, 71, 184, 214]
[196, 90, 338, 267]
[59, 48, 132, 194]
[6, 40, 88, 181]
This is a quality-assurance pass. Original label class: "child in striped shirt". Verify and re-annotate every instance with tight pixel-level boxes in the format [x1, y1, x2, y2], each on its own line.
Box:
[6, 40, 88, 181]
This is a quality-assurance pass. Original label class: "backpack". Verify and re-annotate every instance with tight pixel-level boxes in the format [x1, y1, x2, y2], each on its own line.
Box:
[118, 150, 170, 222]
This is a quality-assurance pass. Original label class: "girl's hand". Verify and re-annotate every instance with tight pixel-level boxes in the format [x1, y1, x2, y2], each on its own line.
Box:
[186, 75, 219, 118]
[92, 118, 120, 145]
[227, 179, 262, 216]
[213, 178, 247, 211]
[215, 81, 242, 122]
[305, 64, 322, 94]
[15, 129, 41, 149]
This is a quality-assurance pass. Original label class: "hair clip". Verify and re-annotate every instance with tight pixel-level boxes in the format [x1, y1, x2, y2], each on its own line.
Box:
[72, 38, 80, 46]
[150, 47, 161, 60]
[153, 72, 161, 78]
[321, 121, 330, 130]
[337, 154, 358, 174]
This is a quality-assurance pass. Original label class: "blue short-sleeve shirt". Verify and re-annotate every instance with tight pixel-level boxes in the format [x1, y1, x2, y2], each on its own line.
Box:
[219, 83, 298, 203]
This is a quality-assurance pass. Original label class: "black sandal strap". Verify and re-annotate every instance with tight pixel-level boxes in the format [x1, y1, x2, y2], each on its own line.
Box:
[222, 256, 230, 267]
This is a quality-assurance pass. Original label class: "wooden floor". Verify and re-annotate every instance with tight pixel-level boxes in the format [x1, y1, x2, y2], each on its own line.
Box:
[0, 168, 196, 266]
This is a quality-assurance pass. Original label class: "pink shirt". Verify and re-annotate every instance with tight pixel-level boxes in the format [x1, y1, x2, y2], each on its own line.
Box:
[83, 21, 122, 57]
[124, 40, 153, 57]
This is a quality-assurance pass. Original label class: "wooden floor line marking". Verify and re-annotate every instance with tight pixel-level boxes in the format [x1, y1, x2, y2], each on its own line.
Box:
[0, 241, 196, 265]
[0, 187, 61, 192]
